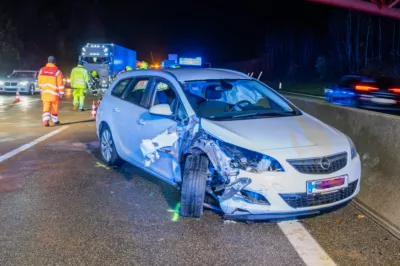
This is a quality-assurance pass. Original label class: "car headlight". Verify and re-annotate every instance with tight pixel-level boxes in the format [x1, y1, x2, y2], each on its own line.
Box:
[210, 136, 284, 172]
[19, 81, 29, 86]
[0, 81, 4, 85]
[347, 136, 357, 159]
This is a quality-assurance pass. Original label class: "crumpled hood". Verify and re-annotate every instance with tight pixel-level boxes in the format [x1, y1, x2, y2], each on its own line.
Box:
[200, 113, 348, 152]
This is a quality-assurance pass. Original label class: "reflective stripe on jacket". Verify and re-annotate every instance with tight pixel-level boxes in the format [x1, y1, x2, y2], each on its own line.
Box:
[70, 65, 89, 89]
[38, 63, 64, 102]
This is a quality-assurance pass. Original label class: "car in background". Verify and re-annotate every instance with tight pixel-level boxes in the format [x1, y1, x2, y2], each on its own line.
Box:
[324, 75, 400, 111]
[0, 70, 39, 95]
[96, 68, 361, 220]
[63, 76, 71, 88]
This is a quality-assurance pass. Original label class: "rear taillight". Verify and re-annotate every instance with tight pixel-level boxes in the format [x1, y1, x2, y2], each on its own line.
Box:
[388, 88, 400, 93]
[355, 85, 379, 92]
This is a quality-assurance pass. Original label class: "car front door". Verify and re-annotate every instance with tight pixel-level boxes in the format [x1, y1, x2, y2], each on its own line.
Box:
[133, 78, 188, 185]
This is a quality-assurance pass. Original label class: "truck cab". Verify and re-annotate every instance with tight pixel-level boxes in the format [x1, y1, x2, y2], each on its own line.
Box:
[80, 43, 136, 94]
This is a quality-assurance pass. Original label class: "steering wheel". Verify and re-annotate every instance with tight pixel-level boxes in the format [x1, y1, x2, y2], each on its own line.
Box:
[229, 100, 252, 111]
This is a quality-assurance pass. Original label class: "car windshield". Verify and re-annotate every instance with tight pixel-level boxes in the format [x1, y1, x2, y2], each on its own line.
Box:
[11, 72, 35, 78]
[182, 79, 300, 120]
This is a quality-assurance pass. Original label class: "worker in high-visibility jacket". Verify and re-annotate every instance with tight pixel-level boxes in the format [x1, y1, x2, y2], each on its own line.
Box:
[38, 56, 64, 127]
[70, 61, 89, 111]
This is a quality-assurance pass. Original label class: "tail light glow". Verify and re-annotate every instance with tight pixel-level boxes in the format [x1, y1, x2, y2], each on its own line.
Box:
[388, 88, 400, 94]
[355, 85, 379, 92]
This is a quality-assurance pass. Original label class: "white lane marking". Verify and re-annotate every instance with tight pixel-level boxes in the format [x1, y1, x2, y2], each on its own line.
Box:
[278, 220, 336, 266]
[0, 126, 69, 163]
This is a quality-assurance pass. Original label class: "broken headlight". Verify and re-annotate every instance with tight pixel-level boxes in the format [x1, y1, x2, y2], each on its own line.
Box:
[212, 137, 284, 172]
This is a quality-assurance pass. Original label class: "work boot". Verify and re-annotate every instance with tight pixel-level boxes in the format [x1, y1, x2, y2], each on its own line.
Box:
[73, 104, 78, 111]
[44, 121, 50, 127]
[79, 108, 84, 112]
[54, 121, 60, 126]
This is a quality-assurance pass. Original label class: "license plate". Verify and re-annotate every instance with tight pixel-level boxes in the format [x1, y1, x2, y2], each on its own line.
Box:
[307, 175, 348, 194]
[371, 98, 396, 104]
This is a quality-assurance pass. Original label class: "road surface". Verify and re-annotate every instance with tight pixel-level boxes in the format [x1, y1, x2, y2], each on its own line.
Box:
[0, 90, 399, 266]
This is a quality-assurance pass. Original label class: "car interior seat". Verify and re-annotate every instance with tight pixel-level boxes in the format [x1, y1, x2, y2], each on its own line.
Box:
[196, 86, 230, 115]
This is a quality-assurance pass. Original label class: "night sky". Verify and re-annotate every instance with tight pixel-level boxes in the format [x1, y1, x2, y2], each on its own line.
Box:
[84, 0, 333, 63]
[2, 0, 334, 65]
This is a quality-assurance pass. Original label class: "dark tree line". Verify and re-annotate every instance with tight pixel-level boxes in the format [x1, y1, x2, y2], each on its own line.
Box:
[0, 0, 106, 75]
[221, 8, 400, 82]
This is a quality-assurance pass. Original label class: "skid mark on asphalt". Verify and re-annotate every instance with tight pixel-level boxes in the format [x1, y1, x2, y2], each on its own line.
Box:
[0, 126, 69, 163]
[278, 220, 336, 266]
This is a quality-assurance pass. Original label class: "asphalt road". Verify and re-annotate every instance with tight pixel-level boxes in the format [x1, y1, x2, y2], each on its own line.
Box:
[0, 90, 399, 266]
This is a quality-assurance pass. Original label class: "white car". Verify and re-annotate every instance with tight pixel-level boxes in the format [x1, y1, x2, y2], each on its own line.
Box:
[0, 70, 39, 95]
[96, 68, 361, 219]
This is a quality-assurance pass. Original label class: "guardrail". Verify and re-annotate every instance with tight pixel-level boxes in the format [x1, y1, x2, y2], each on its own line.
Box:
[286, 95, 400, 239]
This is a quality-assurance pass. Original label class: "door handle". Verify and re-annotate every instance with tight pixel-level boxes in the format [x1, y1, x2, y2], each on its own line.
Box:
[113, 107, 120, 112]
[138, 119, 146, 125]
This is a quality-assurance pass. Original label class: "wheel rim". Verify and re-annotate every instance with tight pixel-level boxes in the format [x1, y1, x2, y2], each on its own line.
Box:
[101, 129, 113, 162]
[30, 85, 34, 95]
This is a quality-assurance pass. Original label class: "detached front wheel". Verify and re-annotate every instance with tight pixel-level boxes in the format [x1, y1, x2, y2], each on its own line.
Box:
[180, 155, 209, 217]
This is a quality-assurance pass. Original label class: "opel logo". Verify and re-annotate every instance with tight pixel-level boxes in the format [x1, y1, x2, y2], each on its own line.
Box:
[320, 157, 331, 170]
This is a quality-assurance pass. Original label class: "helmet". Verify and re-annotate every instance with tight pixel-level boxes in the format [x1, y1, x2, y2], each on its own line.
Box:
[126, 66, 133, 71]
[91, 70, 98, 77]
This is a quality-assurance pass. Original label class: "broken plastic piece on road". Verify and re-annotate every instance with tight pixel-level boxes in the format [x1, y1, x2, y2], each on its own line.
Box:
[357, 215, 365, 220]
[95, 161, 110, 170]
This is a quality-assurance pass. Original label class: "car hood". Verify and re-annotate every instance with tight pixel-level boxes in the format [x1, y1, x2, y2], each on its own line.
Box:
[200, 113, 348, 152]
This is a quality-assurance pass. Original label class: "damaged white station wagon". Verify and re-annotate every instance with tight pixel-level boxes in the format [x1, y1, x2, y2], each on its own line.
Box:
[96, 68, 361, 220]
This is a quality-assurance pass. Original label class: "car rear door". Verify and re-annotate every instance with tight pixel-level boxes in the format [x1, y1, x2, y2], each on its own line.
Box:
[112, 77, 154, 163]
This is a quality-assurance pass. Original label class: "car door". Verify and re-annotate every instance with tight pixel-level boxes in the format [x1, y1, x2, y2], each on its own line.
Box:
[133, 78, 189, 184]
[112, 77, 154, 162]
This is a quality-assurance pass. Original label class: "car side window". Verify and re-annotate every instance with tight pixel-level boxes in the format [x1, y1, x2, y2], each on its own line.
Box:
[124, 78, 150, 106]
[111, 79, 131, 98]
[150, 80, 187, 120]
[151, 81, 176, 106]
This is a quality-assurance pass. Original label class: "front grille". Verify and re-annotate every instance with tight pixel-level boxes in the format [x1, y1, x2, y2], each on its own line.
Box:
[5, 82, 18, 86]
[279, 180, 358, 208]
[287, 152, 347, 174]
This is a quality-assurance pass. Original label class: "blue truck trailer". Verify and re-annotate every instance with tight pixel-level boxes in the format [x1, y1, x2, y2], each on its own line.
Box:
[80, 43, 136, 91]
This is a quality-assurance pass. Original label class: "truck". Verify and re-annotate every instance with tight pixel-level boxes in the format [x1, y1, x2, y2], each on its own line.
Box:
[80, 43, 136, 92]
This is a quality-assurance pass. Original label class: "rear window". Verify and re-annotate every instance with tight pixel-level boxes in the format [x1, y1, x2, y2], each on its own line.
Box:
[111, 79, 131, 98]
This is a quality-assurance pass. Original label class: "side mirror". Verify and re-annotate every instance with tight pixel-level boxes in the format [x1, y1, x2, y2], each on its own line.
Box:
[149, 104, 172, 116]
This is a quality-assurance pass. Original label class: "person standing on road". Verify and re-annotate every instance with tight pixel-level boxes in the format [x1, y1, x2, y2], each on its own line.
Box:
[70, 61, 89, 111]
[38, 56, 64, 127]
[90, 70, 100, 96]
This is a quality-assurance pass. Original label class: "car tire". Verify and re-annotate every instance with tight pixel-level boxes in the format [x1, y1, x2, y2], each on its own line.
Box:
[180, 155, 209, 217]
[29, 84, 35, 95]
[100, 124, 123, 166]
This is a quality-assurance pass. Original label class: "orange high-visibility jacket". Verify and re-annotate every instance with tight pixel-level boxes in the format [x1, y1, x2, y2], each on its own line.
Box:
[38, 63, 65, 102]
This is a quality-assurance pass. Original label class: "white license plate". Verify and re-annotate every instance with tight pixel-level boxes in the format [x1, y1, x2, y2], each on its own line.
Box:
[371, 98, 396, 104]
[306, 175, 348, 194]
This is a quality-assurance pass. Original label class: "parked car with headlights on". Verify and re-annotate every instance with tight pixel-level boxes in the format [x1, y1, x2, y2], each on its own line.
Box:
[0, 70, 39, 95]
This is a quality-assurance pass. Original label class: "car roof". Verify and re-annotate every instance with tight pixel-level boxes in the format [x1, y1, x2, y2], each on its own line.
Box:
[160, 68, 252, 82]
[13, 70, 37, 72]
